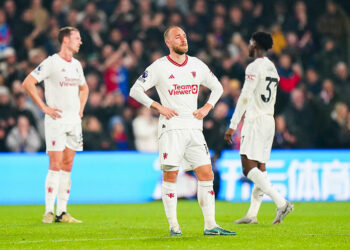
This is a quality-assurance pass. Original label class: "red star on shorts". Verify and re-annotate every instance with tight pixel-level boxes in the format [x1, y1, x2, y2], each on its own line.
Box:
[166, 193, 175, 198]
[67, 189, 70, 194]
[208, 190, 215, 196]
[48, 187, 53, 193]
[163, 153, 168, 159]
[52, 140, 56, 146]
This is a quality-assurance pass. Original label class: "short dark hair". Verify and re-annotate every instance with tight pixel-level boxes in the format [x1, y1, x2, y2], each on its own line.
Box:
[58, 26, 79, 44]
[251, 31, 273, 51]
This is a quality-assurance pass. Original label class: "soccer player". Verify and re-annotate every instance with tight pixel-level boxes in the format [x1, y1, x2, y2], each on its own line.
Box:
[130, 26, 236, 236]
[224, 31, 293, 224]
[22, 27, 89, 223]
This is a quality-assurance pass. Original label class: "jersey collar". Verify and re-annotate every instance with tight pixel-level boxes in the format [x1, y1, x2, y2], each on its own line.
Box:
[167, 55, 188, 67]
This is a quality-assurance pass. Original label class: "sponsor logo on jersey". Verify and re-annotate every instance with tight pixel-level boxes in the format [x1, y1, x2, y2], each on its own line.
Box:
[168, 84, 198, 95]
[59, 77, 80, 87]
[191, 71, 196, 78]
[169, 74, 175, 79]
[246, 74, 256, 81]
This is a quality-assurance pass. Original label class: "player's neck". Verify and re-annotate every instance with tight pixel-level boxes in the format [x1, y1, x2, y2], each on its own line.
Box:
[58, 47, 74, 62]
[168, 52, 187, 65]
[255, 50, 266, 59]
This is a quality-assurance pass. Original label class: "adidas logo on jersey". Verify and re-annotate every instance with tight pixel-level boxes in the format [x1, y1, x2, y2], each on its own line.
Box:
[169, 74, 175, 79]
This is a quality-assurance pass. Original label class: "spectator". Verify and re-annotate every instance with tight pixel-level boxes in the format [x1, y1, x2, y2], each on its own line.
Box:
[82, 116, 114, 151]
[273, 115, 297, 149]
[6, 115, 41, 152]
[0, 9, 12, 59]
[333, 62, 350, 106]
[110, 116, 129, 150]
[132, 106, 158, 152]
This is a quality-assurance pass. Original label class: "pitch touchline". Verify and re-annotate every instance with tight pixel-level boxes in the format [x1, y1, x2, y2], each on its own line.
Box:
[13, 236, 196, 244]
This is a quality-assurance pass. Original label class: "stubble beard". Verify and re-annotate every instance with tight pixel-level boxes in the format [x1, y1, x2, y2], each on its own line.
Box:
[173, 44, 188, 55]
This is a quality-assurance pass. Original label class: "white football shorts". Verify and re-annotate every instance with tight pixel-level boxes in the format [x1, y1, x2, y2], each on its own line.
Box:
[240, 115, 275, 163]
[45, 121, 83, 152]
[159, 129, 211, 171]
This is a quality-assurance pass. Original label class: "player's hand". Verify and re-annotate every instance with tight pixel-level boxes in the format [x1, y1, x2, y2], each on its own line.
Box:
[193, 104, 212, 120]
[79, 109, 84, 118]
[224, 128, 235, 145]
[159, 106, 178, 120]
[42, 105, 62, 120]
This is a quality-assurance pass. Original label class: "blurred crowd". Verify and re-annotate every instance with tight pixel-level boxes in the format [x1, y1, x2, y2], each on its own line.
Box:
[0, 0, 350, 153]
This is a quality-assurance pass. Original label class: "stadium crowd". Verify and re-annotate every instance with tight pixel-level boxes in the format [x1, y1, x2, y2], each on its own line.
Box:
[0, 0, 350, 153]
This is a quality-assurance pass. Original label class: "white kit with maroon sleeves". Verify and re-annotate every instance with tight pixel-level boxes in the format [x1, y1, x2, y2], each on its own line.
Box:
[30, 54, 86, 152]
[130, 55, 223, 138]
[130, 55, 223, 170]
[30, 54, 86, 124]
[229, 57, 280, 163]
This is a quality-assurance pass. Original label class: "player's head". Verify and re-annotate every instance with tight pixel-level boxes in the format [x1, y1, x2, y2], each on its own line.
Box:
[164, 26, 188, 55]
[249, 31, 273, 57]
[58, 26, 82, 54]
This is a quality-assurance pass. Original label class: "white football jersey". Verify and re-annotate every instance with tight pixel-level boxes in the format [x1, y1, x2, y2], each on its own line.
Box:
[30, 54, 86, 124]
[229, 57, 280, 130]
[130, 55, 223, 137]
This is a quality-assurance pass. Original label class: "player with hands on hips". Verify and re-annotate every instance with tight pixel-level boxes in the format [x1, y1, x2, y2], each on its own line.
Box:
[130, 26, 236, 236]
[22, 27, 89, 224]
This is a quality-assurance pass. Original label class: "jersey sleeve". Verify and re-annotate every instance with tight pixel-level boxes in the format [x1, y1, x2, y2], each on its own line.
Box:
[77, 62, 86, 86]
[30, 57, 52, 82]
[129, 63, 158, 108]
[200, 62, 223, 107]
[229, 62, 260, 130]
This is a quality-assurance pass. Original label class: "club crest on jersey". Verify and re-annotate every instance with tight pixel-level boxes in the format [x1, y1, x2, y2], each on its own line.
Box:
[246, 74, 256, 81]
[191, 71, 196, 78]
[168, 84, 198, 95]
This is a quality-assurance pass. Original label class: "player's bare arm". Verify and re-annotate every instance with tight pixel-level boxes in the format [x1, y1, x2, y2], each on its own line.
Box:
[22, 75, 62, 119]
[224, 128, 235, 145]
[193, 103, 212, 120]
[151, 101, 178, 120]
[79, 84, 89, 118]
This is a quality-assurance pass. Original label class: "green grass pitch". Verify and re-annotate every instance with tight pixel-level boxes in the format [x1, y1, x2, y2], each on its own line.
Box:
[1, 201, 349, 249]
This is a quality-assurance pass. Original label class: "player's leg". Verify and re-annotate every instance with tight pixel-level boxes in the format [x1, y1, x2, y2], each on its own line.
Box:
[56, 123, 83, 223]
[159, 130, 184, 235]
[194, 164, 216, 229]
[43, 151, 62, 223]
[194, 164, 236, 235]
[162, 168, 181, 235]
[187, 130, 235, 235]
[235, 162, 266, 224]
[55, 147, 81, 223]
[242, 155, 293, 224]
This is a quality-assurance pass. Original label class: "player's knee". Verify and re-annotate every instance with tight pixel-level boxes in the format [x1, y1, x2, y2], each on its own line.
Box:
[163, 170, 178, 183]
[62, 158, 73, 170]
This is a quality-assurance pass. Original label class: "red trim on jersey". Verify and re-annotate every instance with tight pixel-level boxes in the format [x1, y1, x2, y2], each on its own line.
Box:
[167, 55, 188, 67]
[58, 54, 72, 62]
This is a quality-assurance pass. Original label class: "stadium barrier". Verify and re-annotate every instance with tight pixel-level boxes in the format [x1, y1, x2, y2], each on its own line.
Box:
[0, 150, 349, 204]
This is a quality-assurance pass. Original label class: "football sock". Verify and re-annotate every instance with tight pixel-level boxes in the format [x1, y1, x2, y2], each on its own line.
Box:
[247, 167, 286, 208]
[45, 170, 60, 214]
[246, 171, 267, 218]
[57, 170, 71, 216]
[197, 180, 217, 230]
[161, 181, 179, 228]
